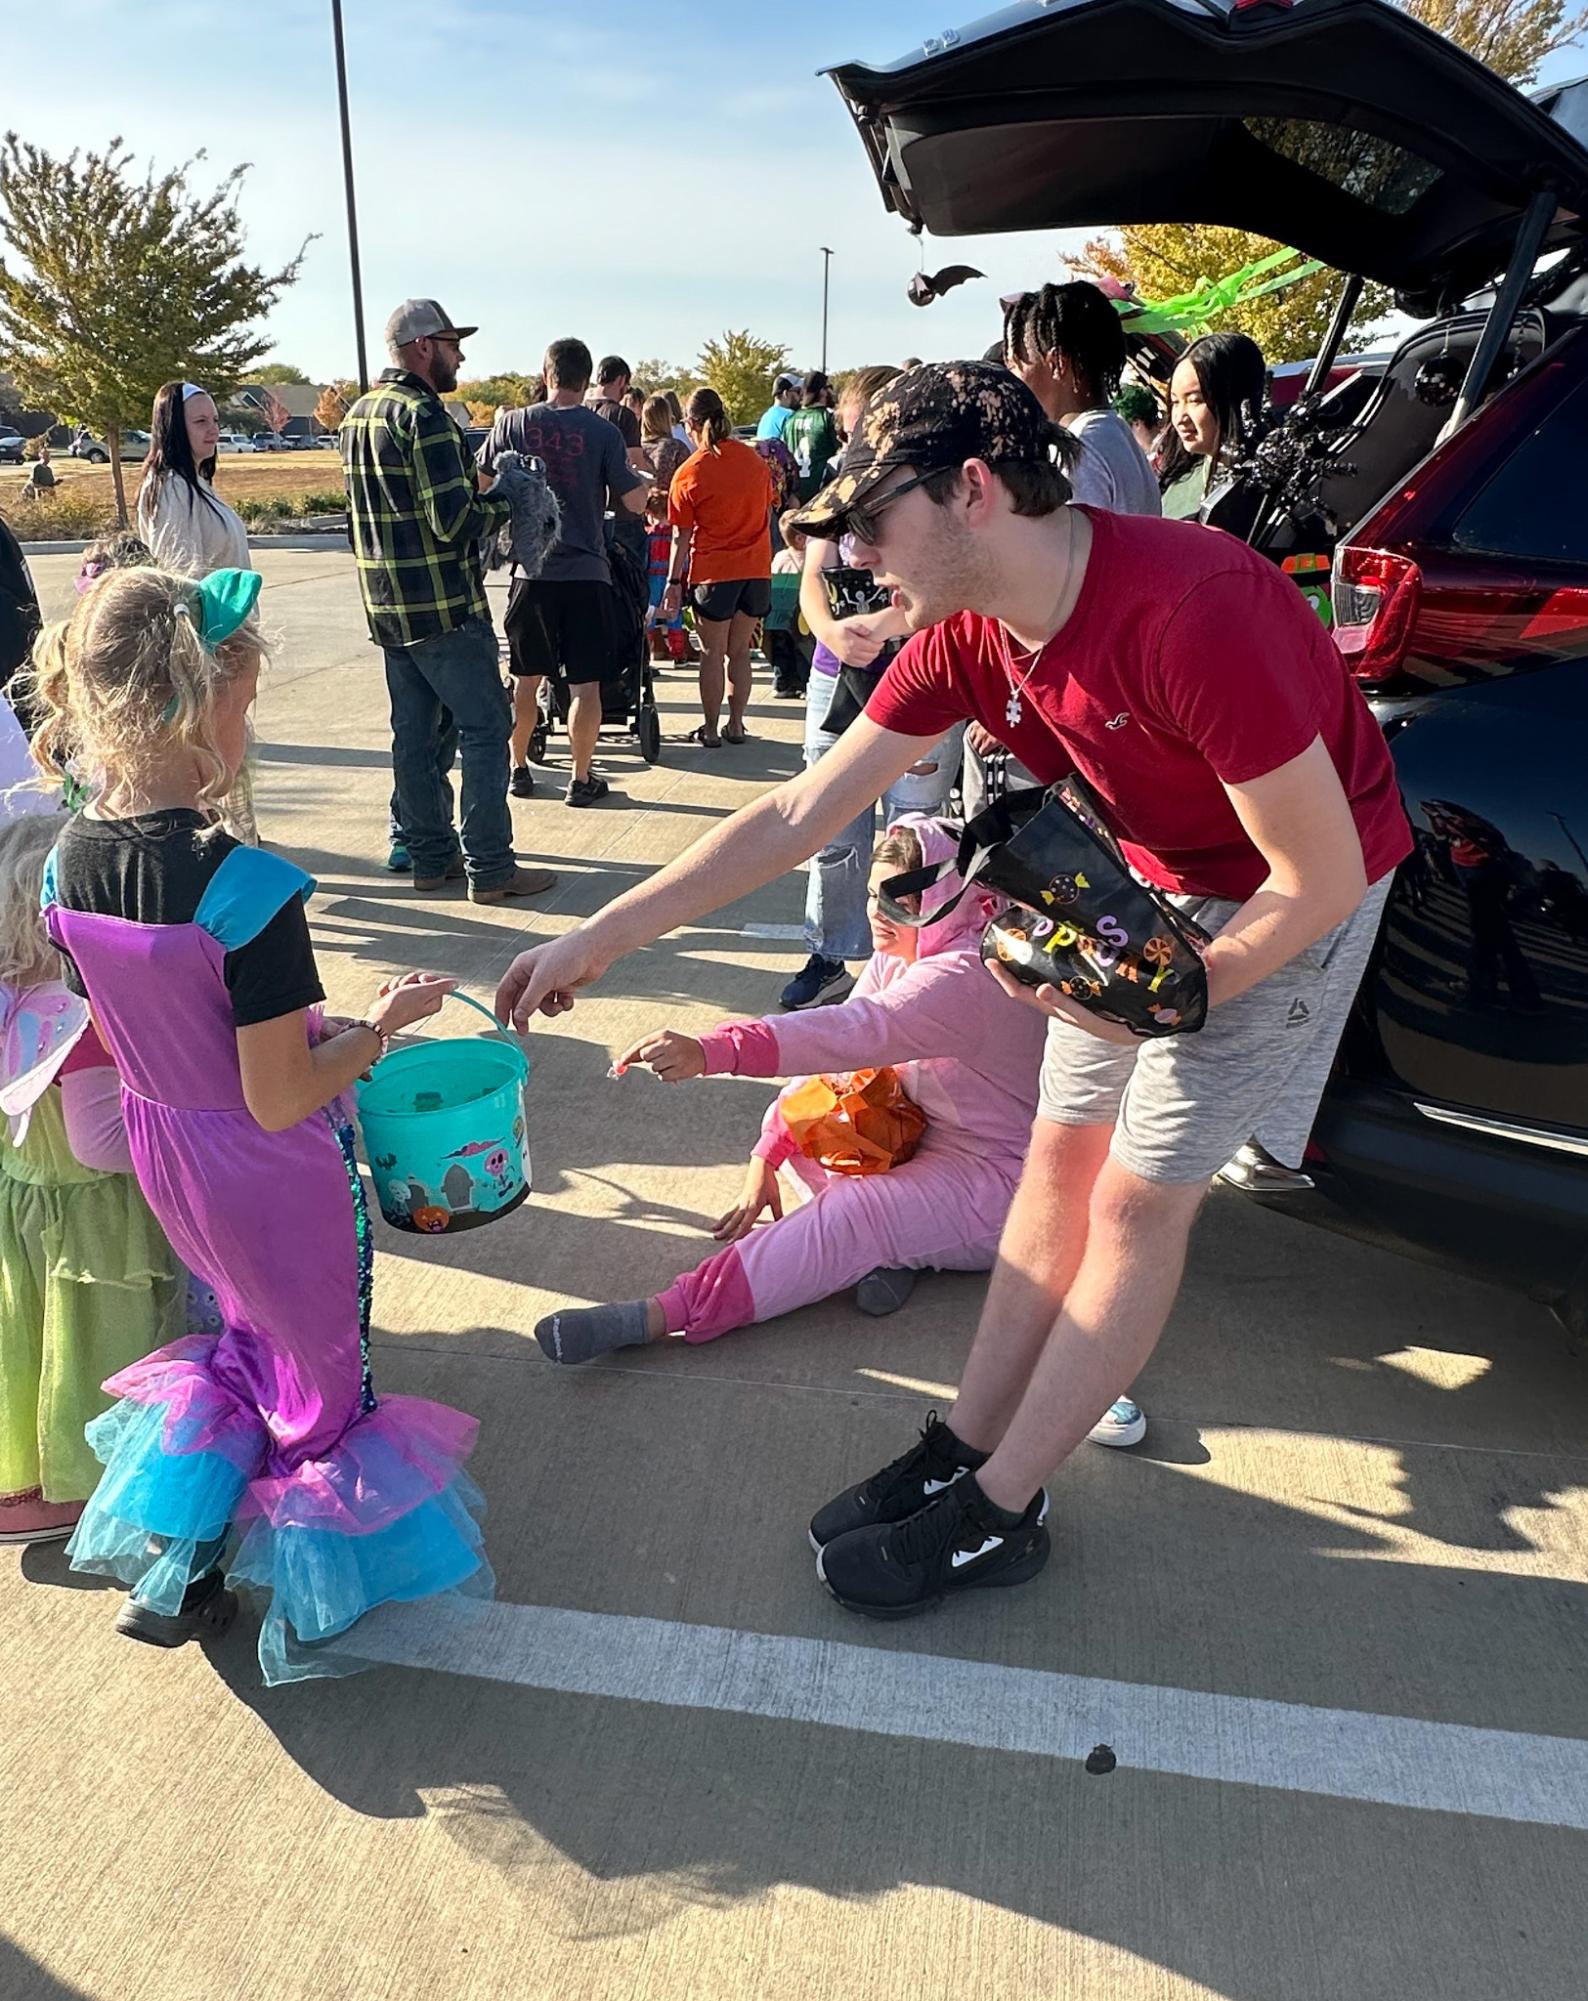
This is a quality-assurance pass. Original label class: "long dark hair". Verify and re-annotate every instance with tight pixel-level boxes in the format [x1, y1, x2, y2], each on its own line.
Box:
[142, 381, 223, 516]
[685, 387, 732, 449]
[1158, 332, 1266, 494]
[801, 370, 832, 410]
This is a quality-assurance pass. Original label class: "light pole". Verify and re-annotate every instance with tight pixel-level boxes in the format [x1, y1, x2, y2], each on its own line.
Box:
[820, 246, 833, 375]
[331, 0, 369, 393]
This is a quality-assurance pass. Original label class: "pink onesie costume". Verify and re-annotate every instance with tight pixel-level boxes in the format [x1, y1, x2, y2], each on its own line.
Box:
[656, 817, 1047, 1341]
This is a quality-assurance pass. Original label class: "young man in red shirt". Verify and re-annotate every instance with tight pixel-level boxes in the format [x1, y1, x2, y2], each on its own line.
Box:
[497, 363, 1411, 1620]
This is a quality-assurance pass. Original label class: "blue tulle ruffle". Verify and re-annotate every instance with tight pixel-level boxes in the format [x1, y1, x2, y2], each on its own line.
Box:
[66, 1396, 253, 1613]
[232, 1472, 494, 1685]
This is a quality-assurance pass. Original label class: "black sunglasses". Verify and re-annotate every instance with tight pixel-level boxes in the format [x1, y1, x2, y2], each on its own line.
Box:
[843, 467, 942, 545]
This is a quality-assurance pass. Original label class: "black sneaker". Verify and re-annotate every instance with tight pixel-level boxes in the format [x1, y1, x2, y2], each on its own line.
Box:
[114, 1566, 238, 1648]
[510, 764, 534, 799]
[809, 1411, 986, 1551]
[566, 774, 611, 807]
[779, 953, 854, 1011]
[816, 1475, 1050, 1621]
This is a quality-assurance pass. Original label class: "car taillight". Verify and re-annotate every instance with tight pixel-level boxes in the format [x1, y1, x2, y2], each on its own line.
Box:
[1332, 547, 1422, 679]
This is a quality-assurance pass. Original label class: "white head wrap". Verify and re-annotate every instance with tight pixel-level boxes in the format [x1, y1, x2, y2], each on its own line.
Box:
[180, 382, 207, 402]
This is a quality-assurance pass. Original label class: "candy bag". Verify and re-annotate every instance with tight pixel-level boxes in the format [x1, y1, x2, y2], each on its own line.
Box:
[779, 1067, 926, 1177]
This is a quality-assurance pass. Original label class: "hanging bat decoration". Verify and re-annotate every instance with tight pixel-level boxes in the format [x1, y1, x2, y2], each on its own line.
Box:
[908, 264, 985, 307]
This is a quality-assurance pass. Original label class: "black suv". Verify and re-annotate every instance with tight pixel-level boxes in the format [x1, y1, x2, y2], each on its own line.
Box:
[826, 0, 1588, 1334]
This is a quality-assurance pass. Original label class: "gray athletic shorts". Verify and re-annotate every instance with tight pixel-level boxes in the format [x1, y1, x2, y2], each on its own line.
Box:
[1037, 875, 1394, 1183]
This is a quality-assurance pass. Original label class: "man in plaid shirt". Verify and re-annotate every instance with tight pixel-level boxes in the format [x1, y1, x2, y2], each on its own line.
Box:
[343, 298, 555, 903]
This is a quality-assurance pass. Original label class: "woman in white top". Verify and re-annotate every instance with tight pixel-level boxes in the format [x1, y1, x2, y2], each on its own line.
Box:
[135, 382, 251, 577]
[135, 381, 260, 841]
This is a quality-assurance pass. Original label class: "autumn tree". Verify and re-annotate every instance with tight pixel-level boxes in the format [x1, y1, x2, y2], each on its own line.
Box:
[314, 379, 357, 434]
[696, 331, 791, 425]
[0, 136, 307, 520]
[1077, 0, 1588, 363]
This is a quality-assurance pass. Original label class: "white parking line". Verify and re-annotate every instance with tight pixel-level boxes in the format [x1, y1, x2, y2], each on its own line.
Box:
[345, 1599, 1588, 1831]
[739, 922, 807, 939]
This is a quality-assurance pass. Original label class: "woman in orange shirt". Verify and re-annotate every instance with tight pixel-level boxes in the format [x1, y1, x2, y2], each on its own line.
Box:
[662, 388, 773, 747]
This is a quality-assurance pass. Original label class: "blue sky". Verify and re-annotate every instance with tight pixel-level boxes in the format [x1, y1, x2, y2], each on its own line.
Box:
[7, 1, 1586, 384]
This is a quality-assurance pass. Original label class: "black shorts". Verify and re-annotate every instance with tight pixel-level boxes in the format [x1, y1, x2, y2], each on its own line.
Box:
[691, 577, 772, 624]
[505, 577, 612, 685]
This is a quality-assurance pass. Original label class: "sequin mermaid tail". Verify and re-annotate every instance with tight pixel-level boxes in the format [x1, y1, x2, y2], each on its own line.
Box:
[67, 1125, 492, 1685]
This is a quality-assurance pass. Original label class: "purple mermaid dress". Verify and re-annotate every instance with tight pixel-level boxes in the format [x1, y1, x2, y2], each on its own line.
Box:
[45, 838, 491, 1683]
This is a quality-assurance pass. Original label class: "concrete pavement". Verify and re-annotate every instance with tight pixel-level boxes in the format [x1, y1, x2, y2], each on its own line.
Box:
[3, 551, 1586, 2001]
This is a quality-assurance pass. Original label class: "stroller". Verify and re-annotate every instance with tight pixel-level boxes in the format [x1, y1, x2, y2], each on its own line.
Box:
[540, 535, 662, 765]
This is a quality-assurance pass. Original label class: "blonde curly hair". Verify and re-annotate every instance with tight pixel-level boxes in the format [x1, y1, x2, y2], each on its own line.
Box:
[19, 566, 263, 819]
[0, 814, 65, 989]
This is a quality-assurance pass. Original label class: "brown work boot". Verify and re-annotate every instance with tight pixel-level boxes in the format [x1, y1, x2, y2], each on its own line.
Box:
[413, 854, 466, 893]
[469, 866, 558, 905]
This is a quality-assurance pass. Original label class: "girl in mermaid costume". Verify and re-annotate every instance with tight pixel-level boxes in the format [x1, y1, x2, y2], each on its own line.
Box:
[27, 563, 491, 1682]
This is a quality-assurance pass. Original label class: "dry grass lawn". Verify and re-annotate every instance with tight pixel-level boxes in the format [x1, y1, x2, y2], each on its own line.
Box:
[0, 451, 345, 517]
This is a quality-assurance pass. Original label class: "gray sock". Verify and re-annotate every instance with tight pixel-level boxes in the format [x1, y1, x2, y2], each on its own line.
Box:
[535, 1299, 651, 1365]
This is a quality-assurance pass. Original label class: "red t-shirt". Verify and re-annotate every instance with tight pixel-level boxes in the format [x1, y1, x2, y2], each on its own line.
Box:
[867, 509, 1411, 902]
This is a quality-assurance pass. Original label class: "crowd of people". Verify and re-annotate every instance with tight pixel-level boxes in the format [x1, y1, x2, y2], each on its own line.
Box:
[0, 272, 1410, 1665]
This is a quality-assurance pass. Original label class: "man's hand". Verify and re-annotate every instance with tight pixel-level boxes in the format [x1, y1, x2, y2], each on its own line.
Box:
[985, 961, 1140, 1044]
[614, 1027, 707, 1083]
[711, 1156, 784, 1242]
[496, 929, 610, 1029]
[967, 722, 1003, 759]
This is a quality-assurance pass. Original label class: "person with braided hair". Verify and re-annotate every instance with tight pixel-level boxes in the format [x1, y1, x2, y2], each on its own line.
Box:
[1004, 281, 1160, 518]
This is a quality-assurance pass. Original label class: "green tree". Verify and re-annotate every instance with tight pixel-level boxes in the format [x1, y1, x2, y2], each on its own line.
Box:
[455, 372, 538, 416]
[695, 331, 790, 425]
[243, 361, 309, 385]
[1076, 0, 1588, 363]
[0, 136, 307, 520]
[633, 356, 692, 398]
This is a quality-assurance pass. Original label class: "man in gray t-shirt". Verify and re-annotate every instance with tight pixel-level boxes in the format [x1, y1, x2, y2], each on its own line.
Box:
[480, 337, 647, 808]
[1066, 406, 1161, 517]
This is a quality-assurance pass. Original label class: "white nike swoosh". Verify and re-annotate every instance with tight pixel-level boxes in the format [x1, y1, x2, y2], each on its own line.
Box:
[922, 1468, 969, 1497]
[950, 1535, 1003, 1569]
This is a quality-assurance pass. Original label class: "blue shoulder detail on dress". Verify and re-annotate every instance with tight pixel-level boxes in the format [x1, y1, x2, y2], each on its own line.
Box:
[40, 845, 59, 912]
[195, 846, 315, 949]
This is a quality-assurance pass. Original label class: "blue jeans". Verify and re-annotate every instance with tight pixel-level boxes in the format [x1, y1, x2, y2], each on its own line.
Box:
[383, 617, 514, 887]
[388, 709, 457, 848]
[801, 667, 964, 961]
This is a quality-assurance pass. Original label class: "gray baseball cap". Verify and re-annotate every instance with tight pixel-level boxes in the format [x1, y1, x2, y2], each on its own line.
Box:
[384, 298, 478, 347]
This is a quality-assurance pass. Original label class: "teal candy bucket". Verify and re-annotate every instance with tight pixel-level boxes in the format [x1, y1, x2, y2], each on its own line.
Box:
[356, 993, 530, 1234]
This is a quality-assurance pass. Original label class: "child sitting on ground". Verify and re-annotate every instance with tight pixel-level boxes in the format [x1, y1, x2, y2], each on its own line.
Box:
[0, 814, 187, 1543]
[540, 817, 1046, 1350]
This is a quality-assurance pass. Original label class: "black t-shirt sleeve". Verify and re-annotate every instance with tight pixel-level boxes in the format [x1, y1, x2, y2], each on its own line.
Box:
[224, 893, 325, 1027]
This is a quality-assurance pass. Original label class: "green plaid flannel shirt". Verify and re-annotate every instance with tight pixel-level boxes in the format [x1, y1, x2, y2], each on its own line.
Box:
[342, 370, 511, 648]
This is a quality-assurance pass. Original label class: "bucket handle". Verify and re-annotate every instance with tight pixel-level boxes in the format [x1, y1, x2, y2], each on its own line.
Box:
[446, 989, 532, 1072]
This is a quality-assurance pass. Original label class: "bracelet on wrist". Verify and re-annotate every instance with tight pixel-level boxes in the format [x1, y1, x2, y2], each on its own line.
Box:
[358, 1018, 391, 1063]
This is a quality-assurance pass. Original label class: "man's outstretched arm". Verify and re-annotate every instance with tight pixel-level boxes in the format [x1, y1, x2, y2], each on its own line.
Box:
[495, 714, 945, 1027]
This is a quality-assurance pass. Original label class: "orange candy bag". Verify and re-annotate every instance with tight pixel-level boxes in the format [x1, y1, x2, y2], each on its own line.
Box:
[779, 1067, 927, 1178]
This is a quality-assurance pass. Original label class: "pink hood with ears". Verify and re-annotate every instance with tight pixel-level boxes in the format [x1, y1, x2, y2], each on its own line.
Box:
[885, 814, 1003, 958]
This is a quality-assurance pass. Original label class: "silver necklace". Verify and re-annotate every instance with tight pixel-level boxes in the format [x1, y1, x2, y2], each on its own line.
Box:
[997, 516, 1079, 727]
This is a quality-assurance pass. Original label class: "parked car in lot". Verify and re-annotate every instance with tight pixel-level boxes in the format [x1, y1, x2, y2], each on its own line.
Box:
[0, 430, 25, 465]
[829, 0, 1588, 1334]
[70, 429, 149, 463]
[215, 432, 258, 454]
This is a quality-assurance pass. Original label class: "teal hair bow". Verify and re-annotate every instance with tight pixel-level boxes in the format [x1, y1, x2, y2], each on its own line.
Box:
[189, 568, 262, 651]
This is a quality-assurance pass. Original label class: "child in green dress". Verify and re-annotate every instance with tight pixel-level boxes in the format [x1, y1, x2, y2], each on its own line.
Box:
[0, 814, 185, 1541]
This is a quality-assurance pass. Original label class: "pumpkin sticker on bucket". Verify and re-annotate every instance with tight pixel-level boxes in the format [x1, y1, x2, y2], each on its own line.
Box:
[356, 992, 531, 1234]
